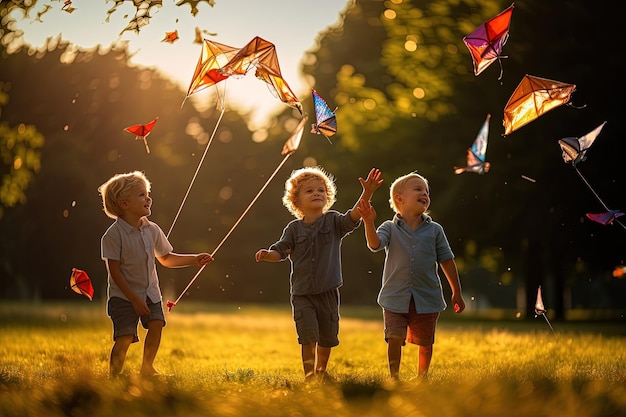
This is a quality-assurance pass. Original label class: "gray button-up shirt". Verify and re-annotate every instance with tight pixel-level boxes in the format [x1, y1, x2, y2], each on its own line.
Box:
[372, 214, 454, 314]
[101, 217, 173, 303]
[269, 210, 360, 296]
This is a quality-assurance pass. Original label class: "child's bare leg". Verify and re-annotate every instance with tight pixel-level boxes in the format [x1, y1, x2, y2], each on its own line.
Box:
[110, 335, 133, 377]
[140, 319, 164, 377]
[301, 343, 316, 379]
[315, 346, 331, 373]
[388, 338, 403, 380]
[418, 344, 433, 378]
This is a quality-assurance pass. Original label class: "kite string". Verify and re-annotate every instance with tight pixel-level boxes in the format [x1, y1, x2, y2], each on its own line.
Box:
[574, 166, 610, 211]
[211, 153, 291, 257]
[169, 153, 292, 307]
[574, 166, 626, 231]
[541, 313, 555, 334]
[166, 97, 226, 239]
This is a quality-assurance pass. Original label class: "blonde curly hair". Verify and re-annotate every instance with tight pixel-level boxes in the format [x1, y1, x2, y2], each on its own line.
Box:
[282, 166, 337, 219]
[98, 171, 151, 219]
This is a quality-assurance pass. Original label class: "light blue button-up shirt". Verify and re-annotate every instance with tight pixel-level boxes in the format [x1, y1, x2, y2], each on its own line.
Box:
[101, 217, 173, 303]
[371, 213, 454, 314]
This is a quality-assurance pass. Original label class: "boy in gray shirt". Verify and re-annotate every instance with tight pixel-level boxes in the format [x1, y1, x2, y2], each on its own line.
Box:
[255, 166, 382, 381]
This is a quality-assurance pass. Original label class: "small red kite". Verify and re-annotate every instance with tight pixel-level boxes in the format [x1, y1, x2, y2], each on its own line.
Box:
[586, 210, 624, 226]
[70, 268, 94, 301]
[162, 30, 179, 43]
[124, 117, 158, 153]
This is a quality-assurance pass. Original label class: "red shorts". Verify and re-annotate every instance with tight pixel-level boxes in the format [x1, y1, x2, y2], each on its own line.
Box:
[383, 300, 439, 346]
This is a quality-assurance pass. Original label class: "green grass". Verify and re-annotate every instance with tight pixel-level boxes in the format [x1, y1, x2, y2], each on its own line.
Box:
[1, 302, 625, 417]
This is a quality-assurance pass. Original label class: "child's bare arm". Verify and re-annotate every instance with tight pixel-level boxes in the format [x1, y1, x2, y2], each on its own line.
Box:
[350, 168, 383, 221]
[357, 199, 381, 250]
[255, 249, 282, 263]
[105, 259, 150, 316]
[158, 252, 213, 268]
[441, 258, 465, 313]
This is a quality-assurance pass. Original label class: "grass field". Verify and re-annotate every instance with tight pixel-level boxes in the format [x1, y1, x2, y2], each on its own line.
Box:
[1, 301, 625, 417]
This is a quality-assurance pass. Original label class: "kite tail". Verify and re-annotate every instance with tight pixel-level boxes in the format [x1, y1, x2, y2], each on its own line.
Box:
[496, 56, 507, 81]
[567, 102, 587, 110]
[166, 103, 226, 239]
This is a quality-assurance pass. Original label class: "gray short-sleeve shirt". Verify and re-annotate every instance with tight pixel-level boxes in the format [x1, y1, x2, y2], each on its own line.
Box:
[101, 217, 173, 303]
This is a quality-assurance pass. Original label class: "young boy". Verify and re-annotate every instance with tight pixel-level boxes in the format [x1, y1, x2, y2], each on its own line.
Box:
[99, 171, 213, 378]
[357, 171, 465, 381]
[255, 166, 383, 381]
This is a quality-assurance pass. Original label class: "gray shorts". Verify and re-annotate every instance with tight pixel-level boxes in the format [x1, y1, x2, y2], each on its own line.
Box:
[291, 288, 340, 347]
[107, 296, 166, 343]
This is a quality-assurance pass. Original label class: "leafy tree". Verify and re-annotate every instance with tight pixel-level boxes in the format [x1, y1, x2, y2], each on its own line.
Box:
[302, 0, 626, 317]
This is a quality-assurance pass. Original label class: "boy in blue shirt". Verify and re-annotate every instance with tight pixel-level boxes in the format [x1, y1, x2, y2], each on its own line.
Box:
[357, 171, 465, 381]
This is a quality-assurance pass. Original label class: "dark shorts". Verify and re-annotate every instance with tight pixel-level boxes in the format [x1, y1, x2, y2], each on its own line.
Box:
[291, 288, 340, 347]
[383, 299, 439, 346]
[107, 296, 166, 343]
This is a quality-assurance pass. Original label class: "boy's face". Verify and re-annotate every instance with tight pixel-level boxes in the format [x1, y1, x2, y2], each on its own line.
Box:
[121, 184, 152, 218]
[296, 178, 327, 212]
[395, 177, 430, 215]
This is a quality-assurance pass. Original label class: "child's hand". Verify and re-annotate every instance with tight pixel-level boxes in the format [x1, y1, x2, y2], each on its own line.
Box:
[359, 168, 384, 197]
[452, 294, 465, 313]
[357, 199, 376, 223]
[196, 253, 213, 266]
[255, 249, 270, 262]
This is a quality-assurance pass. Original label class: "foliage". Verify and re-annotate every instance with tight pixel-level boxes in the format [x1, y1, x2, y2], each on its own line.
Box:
[0, 84, 44, 219]
[301, 0, 626, 317]
[0, 303, 625, 417]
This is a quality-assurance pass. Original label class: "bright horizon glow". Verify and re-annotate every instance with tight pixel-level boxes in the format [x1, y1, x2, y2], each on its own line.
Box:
[9, 0, 351, 129]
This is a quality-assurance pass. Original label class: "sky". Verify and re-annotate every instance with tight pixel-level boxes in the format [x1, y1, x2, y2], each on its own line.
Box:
[9, 0, 352, 129]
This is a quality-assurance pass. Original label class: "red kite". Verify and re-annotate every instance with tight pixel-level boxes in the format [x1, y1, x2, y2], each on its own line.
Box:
[454, 114, 491, 174]
[463, 3, 514, 79]
[311, 90, 336, 143]
[503, 75, 577, 136]
[162, 30, 179, 43]
[586, 210, 624, 226]
[124, 117, 158, 153]
[70, 268, 94, 301]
